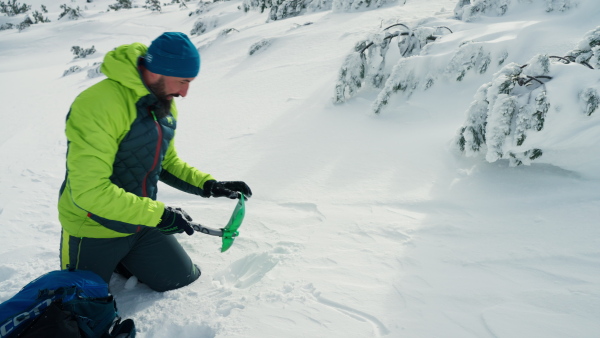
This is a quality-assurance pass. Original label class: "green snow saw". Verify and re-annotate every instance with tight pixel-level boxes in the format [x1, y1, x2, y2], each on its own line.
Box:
[190, 193, 246, 252]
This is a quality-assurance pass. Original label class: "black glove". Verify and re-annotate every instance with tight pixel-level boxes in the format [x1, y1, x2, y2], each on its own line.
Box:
[156, 207, 194, 236]
[203, 180, 252, 200]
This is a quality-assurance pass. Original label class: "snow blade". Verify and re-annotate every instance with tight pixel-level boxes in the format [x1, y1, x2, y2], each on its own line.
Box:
[221, 193, 245, 252]
[189, 193, 246, 252]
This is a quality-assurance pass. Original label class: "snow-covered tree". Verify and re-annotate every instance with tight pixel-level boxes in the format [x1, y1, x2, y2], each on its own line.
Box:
[455, 58, 550, 165]
[190, 16, 218, 36]
[31, 5, 50, 23]
[545, 0, 577, 12]
[444, 42, 492, 81]
[334, 23, 451, 104]
[456, 83, 491, 156]
[240, 0, 266, 13]
[71, 45, 96, 59]
[454, 0, 510, 21]
[108, 0, 132, 11]
[580, 87, 599, 116]
[58, 4, 82, 20]
[2, 4, 48, 31]
[454, 0, 578, 22]
[333, 50, 366, 103]
[63, 62, 103, 78]
[241, 0, 312, 21]
[304, 0, 332, 12]
[189, 1, 210, 16]
[370, 57, 419, 114]
[344, 34, 509, 113]
[249, 38, 272, 55]
[87, 62, 103, 78]
[455, 47, 598, 167]
[242, 0, 402, 21]
[170, 0, 188, 8]
[218, 28, 239, 37]
[565, 26, 600, 68]
[0, 0, 30, 16]
[331, 0, 401, 12]
[145, 0, 161, 12]
[63, 65, 82, 77]
[16, 15, 32, 31]
[269, 0, 305, 21]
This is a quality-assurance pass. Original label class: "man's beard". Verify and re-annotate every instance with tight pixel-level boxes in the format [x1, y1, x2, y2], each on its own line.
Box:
[147, 77, 178, 119]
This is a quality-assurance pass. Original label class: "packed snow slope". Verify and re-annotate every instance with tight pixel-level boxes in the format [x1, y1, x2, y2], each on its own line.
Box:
[1, 0, 599, 337]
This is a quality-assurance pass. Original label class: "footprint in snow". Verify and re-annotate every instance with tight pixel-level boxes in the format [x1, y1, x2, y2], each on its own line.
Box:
[213, 252, 278, 289]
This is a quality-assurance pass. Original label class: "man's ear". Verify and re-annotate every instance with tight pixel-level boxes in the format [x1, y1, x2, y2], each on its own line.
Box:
[140, 66, 161, 85]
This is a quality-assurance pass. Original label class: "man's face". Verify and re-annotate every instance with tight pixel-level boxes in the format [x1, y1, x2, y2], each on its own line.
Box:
[145, 72, 195, 118]
[148, 75, 195, 101]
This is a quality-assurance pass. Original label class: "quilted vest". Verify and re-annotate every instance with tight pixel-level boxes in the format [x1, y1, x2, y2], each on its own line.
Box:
[110, 95, 175, 200]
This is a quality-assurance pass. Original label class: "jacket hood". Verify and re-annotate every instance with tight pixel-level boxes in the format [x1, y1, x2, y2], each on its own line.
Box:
[101, 43, 150, 98]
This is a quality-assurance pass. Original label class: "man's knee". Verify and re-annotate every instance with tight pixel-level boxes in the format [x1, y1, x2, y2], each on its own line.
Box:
[147, 263, 201, 292]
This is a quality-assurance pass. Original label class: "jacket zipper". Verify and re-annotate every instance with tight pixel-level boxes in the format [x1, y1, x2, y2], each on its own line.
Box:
[142, 109, 162, 197]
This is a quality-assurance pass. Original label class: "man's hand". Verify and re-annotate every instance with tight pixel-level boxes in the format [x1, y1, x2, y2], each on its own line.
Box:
[204, 180, 252, 200]
[156, 207, 194, 235]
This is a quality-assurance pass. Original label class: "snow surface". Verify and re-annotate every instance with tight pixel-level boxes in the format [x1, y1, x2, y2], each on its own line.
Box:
[1, 0, 599, 337]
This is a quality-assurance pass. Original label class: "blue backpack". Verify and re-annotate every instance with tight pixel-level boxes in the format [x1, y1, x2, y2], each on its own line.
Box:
[0, 269, 134, 338]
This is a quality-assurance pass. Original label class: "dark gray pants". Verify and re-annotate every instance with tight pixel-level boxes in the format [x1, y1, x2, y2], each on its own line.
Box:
[60, 227, 200, 292]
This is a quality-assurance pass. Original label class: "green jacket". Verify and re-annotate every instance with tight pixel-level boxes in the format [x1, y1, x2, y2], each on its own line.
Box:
[58, 42, 214, 239]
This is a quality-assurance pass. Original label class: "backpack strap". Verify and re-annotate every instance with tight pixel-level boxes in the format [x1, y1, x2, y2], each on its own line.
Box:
[106, 318, 136, 338]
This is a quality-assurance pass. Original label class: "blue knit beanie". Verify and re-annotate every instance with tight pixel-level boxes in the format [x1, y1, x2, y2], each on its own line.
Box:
[145, 32, 200, 78]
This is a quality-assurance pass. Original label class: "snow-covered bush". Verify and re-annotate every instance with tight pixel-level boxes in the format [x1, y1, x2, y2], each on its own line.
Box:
[580, 87, 599, 116]
[454, 0, 510, 21]
[242, 0, 402, 21]
[334, 51, 366, 104]
[63, 65, 82, 77]
[545, 0, 577, 12]
[218, 27, 239, 37]
[58, 4, 82, 20]
[71, 45, 96, 59]
[169, 0, 188, 8]
[16, 15, 31, 31]
[31, 5, 50, 23]
[249, 39, 272, 55]
[108, 0, 132, 11]
[241, 0, 311, 21]
[1, 4, 48, 31]
[331, 0, 402, 12]
[370, 57, 421, 114]
[240, 0, 265, 13]
[145, 0, 161, 12]
[454, 0, 578, 22]
[334, 23, 451, 104]
[189, 1, 210, 16]
[367, 38, 510, 114]
[455, 52, 598, 168]
[190, 16, 218, 36]
[63, 62, 103, 78]
[444, 40, 510, 81]
[268, 0, 306, 21]
[303, 0, 331, 13]
[565, 26, 600, 69]
[0, 0, 30, 16]
[87, 62, 103, 78]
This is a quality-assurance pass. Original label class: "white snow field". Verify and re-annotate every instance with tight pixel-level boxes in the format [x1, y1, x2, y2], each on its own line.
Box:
[1, 0, 599, 337]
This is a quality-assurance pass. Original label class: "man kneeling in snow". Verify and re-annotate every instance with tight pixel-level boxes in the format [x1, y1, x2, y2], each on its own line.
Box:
[57, 32, 251, 292]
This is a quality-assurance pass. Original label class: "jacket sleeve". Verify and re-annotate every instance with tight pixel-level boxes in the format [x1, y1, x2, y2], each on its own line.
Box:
[65, 84, 164, 228]
[159, 140, 216, 196]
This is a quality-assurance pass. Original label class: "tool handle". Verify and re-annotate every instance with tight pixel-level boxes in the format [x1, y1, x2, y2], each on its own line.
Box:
[190, 222, 224, 237]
